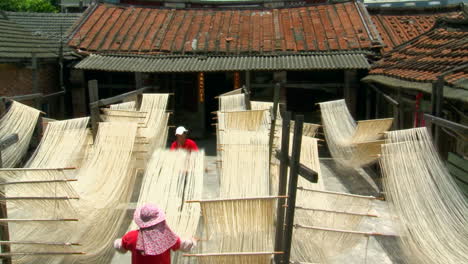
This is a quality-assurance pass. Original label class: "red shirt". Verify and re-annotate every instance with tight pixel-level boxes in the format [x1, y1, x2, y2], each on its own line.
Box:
[170, 139, 198, 152]
[122, 230, 181, 264]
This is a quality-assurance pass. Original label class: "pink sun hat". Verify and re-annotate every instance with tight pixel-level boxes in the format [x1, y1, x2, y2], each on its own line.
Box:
[134, 204, 166, 229]
[133, 204, 178, 255]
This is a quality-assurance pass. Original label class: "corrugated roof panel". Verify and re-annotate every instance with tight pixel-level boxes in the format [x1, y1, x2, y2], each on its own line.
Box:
[75, 53, 371, 72]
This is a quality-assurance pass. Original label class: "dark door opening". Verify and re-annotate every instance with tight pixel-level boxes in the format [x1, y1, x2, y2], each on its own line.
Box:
[204, 73, 232, 132]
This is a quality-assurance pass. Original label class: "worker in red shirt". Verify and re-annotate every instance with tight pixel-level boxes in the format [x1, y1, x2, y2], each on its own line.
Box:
[170, 126, 199, 152]
[113, 204, 197, 264]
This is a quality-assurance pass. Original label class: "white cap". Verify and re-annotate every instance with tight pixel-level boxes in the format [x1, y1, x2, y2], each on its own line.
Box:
[175, 126, 188, 135]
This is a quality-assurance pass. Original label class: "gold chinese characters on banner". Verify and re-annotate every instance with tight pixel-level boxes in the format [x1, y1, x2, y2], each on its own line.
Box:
[198, 72, 205, 103]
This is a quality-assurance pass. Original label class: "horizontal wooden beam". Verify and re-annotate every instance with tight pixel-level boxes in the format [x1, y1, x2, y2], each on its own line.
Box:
[0, 179, 77, 186]
[297, 186, 378, 200]
[294, 224, 396, 237]
[0, 241, 79, 246]
[89, 87, 153, 108]
[274, 150, 318, 183]
[184, 252, 283, 257]
[186, 195, 287, 203]
[424, 114, 468, 135]
[368, 84, 399, 106]
[295, 206, 378, 217]
[0, 252, 85, 257]
[4, 93, 43, 102]
[0, 219, 78, 222]
[42, 90, 65, 99]
[0, 167, 75, 172]
[0, 196, 79, 200]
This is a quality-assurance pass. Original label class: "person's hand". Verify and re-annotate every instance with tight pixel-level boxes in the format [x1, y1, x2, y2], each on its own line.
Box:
[113, 239, 127, 253]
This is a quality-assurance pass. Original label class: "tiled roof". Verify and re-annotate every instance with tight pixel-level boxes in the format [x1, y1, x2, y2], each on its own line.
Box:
[367, 17, 468, 94]
[369, 4, 465, 51]
[6, 12, 82, 42]
[68, 1, 382, 55]
[61, 0, 93, 7]
[0, 13, 59, 59]
[74, 52, 371, 72]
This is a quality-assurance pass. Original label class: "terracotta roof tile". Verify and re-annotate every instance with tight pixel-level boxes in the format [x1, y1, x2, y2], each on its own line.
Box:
[369, 6, 464, 52]
[369, 18, 468, 88]
[69, 2, 380, 54]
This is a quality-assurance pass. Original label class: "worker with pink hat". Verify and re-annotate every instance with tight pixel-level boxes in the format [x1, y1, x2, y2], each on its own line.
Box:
[113, 204, 197, 264]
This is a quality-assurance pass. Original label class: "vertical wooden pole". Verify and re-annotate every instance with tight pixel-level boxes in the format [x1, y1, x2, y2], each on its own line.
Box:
[244, 71, 252, 110]
[135, 72, 143, 89]
[397, 88, 404, 129]
[375, 91, 381, 119]
[433, 78, 444, 147]
[365, 85, 372, 120]
[393, 104, 399, 130]
[31, 53, 41, 110]
[283, 115, 304, 264]
[268, 83, 281, 166]
[88, 80, 100, 139]
[274, 111, 291, 264]
[343, 70, 357, 118]
[245, 71, 251, 93]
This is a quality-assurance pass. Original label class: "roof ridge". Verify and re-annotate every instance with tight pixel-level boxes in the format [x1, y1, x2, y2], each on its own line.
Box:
[101, 0, 357, 12]
[367, 2, 465, 15]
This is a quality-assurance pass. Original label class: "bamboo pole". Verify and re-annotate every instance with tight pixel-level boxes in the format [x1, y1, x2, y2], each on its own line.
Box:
[185, 196, 287, 203]
[0, 180, 77, 185]
[297, 187, 377, 200]
[295, 206, 378, 217]
[294, 224, 397, 237]
[184, 252, 283, 257]
[0, 167, 75, 172]
[101, 114, 145, 118]
[0, 252, 85, 256]
[0, 196, 79, 200]
[102, 109, 149, 114]
[0, 241, 80, 246]
[0, 219, 78, 222]
[356, 118, 394, 123]
[218, 109, 267, 114]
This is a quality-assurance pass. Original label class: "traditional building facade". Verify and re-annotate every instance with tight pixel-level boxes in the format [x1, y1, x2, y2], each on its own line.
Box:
[69, 0, 382, 136]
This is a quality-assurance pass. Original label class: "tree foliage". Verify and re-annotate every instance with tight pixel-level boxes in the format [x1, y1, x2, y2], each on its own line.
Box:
[0, 0, 58, 13]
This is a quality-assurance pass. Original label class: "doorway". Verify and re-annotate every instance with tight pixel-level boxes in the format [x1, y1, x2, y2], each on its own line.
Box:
[204, 72, 233, 132]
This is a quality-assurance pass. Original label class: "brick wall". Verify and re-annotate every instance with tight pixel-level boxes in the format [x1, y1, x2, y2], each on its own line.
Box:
[0, 62, 59, 97]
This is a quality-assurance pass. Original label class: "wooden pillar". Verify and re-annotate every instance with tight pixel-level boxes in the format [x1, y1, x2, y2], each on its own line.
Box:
[274, 111, 291, 264]
[31, 53, 41, 110]
[365, 85, 372, 120]
[245, 71, 251, 93]
[135, 72, 143, 89]
[268, 83, 281, 166]
[397, 88, 404, 129]
[283, 115, 304, 264]
[88, 80, 100, 139]
[344, 70, 357, 118]
[431, 78, 444, 147]
[375, 90, 381, 119]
